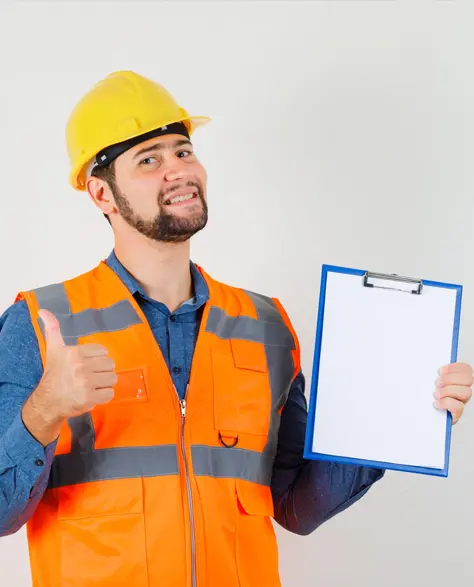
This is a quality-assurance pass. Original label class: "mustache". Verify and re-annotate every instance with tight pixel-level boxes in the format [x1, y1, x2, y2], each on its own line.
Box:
[159, 180, 203, 203]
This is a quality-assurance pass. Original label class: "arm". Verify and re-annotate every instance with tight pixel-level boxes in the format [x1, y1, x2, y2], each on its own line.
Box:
[0, 301, 57, 537]
[271, 371, 385, 536]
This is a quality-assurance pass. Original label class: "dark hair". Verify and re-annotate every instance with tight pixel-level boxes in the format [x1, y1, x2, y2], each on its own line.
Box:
[90, 162, 117, 224]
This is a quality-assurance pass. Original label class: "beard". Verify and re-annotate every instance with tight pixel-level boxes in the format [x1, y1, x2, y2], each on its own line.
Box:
[112, 180, 208, 243]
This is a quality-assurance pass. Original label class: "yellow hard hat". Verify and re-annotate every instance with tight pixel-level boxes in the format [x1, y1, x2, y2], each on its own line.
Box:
[66, 70, 211, 191]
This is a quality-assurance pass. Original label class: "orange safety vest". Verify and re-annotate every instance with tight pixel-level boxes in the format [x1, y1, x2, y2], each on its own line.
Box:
[16, 260, 301, 587]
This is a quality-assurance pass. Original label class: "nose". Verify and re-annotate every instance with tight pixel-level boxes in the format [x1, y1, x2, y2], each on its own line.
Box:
[163, 156, 191, 182]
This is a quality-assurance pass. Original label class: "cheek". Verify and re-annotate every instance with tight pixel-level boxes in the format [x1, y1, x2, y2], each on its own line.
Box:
[119, 184, 162, 215]
[194, 163, 207, 190]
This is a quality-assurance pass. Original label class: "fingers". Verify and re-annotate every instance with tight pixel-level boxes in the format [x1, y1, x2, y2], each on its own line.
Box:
[434, 397, 465, 424]
[79, 344, 110, 359]
[92, 372, 118, 389]
[88, 356, 116, 373]
[439, 362, 473, 376]
[434, 362, 472, 424]
[434, 384, 472, 404]
[436, 371, 474, 388]
[94, 388, 115, 405]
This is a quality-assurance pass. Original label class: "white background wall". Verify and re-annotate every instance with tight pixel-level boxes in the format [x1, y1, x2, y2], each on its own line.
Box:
[1, 1, 474, 585]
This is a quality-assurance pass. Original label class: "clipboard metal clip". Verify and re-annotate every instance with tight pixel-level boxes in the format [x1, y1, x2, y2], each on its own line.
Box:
[363, 271, 423, 295]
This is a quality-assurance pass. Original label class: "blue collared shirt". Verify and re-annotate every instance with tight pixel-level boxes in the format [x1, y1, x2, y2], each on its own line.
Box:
[0, 251, 384, 538]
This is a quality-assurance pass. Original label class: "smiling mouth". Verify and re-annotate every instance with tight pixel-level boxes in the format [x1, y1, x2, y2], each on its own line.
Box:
[164, 192, 198, 206]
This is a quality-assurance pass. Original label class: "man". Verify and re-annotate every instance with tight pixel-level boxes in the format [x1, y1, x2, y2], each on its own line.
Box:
[0, 70, 472, 587]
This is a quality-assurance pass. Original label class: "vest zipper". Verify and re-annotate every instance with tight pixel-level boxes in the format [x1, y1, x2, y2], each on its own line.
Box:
[179, 395, 197, 587]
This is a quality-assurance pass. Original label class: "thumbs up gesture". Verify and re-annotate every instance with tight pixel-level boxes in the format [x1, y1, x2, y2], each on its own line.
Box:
[22, 310, 117, 446]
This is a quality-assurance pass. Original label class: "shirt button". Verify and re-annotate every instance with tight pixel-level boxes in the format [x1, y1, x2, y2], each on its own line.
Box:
[173, 366, 181, 374]
[170, 315, 176, 322]
[35, 459, 44, 467]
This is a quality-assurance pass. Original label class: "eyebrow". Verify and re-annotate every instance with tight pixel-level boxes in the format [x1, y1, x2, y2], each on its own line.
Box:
[132, 139, 193, 161]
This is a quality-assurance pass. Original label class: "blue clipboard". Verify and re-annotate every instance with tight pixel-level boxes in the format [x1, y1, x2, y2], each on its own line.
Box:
[303, 264, 463, 477]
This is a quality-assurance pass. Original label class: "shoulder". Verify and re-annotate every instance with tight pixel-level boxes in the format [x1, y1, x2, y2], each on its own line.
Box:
[0, 300, 43, 387]
[0, 299, 34, 332]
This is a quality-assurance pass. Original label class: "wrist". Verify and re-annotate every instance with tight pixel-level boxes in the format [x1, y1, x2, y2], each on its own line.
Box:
[22, 389, 64, 447]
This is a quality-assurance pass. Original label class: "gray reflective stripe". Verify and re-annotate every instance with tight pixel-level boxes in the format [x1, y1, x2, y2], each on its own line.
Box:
[69, 413, 95, 453]
[35, 283, 72, 317]
[44, 303, 141, 343]
[35, 283, 78, 345]
[33, 283, 143, 344]
[48, 445, 179, 489]
[244, 291, 295, 457]
[191, 445, 273, 486]
[47, 445, 271, 488]
[205, 306, 294, 347]
[55, 301, 143, 340]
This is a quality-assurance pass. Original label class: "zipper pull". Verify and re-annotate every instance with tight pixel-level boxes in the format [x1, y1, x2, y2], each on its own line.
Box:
[180, 399, 187, 417]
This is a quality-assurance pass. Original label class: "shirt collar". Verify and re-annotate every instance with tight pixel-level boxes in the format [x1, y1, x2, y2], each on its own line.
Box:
[105, 250, 210, 310]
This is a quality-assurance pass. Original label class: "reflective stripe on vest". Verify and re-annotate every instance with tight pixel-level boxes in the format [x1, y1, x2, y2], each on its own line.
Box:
[36, 282, 294, 490]
[34, 283, 142, 345]
[48, 445, 274, 489]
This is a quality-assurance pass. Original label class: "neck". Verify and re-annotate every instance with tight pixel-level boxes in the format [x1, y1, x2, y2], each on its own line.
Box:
[113, 234, 193, 313]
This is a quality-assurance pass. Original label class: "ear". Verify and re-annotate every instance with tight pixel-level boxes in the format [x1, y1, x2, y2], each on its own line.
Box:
[86, 177, 117, 216]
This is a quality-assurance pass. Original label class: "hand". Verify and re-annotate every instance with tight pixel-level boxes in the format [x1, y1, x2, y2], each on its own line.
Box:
[22, 309, 117, 445]
[434, 362, 473, 424]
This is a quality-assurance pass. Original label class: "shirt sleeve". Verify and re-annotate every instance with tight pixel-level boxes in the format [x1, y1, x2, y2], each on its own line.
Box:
[270, 370, 385, 536]
[0, 300, 57, 537]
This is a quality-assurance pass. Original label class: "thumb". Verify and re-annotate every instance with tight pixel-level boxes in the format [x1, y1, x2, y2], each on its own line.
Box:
[38, 309, 65, 350]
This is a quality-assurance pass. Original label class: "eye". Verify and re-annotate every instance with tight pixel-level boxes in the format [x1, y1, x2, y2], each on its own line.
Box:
[178, 150, 193, 158]
[139, 156, 157, 166]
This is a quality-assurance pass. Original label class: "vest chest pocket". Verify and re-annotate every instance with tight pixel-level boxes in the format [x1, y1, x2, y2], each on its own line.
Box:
[112, 368, 148, 403]
[212, 338, 271, 436]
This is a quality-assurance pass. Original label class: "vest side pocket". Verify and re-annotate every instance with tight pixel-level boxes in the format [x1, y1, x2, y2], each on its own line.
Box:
[235, 478, 274, 517]
[235, 479, 281, 587]
[57, 478, 148, 586]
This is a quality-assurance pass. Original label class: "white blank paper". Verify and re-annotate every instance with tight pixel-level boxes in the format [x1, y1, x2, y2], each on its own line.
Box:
[311, 271, 458, 470]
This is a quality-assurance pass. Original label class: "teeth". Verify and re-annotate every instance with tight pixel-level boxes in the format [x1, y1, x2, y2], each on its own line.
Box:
[168, 192, 195, 205]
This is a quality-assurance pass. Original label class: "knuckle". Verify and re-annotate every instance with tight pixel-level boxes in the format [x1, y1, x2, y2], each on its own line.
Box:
[71, 346, 83, 359]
